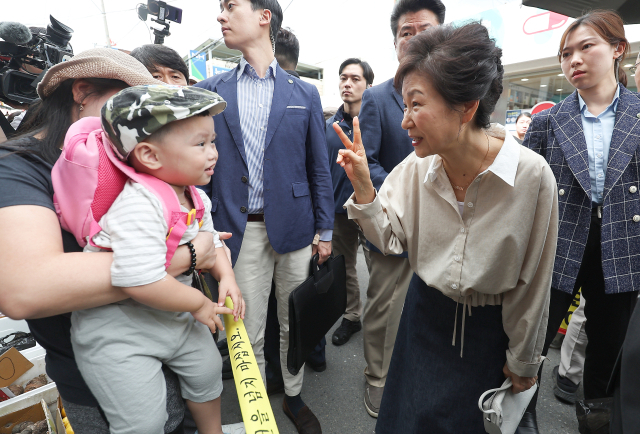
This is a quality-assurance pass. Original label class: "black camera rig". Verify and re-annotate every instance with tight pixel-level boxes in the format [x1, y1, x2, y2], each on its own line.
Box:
[0, 16, 73, 106]
[137, 1, 183, 45]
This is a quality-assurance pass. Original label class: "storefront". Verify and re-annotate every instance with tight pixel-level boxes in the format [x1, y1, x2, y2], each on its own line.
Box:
[499, 59, 638, 133]
[448, 3, 640, 134]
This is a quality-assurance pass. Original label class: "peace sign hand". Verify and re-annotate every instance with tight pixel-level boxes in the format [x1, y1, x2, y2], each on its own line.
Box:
[332, 116, 376, 204]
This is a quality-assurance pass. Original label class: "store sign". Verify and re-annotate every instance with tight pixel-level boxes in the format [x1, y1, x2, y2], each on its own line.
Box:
[189, 50, 207, 80]
[506, 109, 522, 127]
[531, 101, 555, 114]
[523, 11, 568, 35]
[451, 4, 640, 66]
[211, 66, 232, 76]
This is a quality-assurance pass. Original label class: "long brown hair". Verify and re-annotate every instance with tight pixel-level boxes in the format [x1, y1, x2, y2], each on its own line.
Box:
[1, 78, 126, 164]
[558, 10, 630, 87]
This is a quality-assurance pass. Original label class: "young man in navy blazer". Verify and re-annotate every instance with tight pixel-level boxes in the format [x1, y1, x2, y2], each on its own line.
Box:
[355, 0, 445, 418]
[195, 1, 333, 432]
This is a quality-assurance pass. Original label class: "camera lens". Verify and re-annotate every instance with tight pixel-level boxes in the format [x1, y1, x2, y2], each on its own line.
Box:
[148, 1, 159, 15]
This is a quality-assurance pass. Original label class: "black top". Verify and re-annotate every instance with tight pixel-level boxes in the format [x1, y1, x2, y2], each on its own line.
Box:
[0, 138, 98, 406]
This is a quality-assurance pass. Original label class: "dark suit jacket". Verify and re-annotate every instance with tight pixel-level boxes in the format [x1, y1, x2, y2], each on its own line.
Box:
[360, 78, 414, 191]
[195, 65, 334, 265]
[358, 77, 412, 257]
[524, 86, 640, 294]
[325, 106, 354, 214]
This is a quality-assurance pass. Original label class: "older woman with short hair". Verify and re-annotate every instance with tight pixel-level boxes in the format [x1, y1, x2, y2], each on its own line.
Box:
[333, 22, 558, 433]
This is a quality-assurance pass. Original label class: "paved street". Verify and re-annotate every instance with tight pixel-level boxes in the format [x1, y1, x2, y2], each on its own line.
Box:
[220, 247, 582, 433]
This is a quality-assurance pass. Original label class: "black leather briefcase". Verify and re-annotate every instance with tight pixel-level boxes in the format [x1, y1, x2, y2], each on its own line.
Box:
[287, 253, 346, 376]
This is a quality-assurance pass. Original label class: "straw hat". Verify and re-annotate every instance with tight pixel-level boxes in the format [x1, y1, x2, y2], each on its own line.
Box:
[37, 47, 165, 98]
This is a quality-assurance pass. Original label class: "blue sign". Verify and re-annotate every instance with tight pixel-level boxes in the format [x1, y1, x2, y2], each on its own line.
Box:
[189, 50, 207, 80]
[211, 66, 232, 76]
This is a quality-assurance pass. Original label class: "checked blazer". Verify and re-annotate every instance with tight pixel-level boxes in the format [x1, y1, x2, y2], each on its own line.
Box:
[524, 85, 640, 295]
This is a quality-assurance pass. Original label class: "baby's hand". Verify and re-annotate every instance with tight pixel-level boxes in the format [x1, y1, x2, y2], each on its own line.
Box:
[191, 298, 233, 333]
[218, 278, 245, 322]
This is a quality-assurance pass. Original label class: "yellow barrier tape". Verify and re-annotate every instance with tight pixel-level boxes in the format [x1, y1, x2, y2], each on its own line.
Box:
[223, 297, 280, 434]
[559, 289, 581, 334]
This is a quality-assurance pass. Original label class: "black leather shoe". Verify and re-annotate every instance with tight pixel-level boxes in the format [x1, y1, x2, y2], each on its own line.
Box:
[552, 365, 579, 404]
[283, 398, 322, 434]
[332, 318, 362, 346]
[306, 359, 327, 372]
[267, 378, 285, 396]
[222, 357, 233, 380]
[515, 411, 539, 434]
[217, 338, 229, 357]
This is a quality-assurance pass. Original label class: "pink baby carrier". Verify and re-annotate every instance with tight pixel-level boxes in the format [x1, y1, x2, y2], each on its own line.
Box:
[52, 116, 205, 268]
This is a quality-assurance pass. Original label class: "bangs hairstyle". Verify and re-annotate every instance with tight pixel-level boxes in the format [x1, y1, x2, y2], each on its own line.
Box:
[558, 10, 629, 86]
[130, 44, 189, 83]
[394, 22, 504, 129]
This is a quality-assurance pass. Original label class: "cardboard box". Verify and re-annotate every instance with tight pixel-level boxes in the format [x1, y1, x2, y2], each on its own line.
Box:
[0, 348, 34, 401]
[0, 398, 64, 434]
[0, 354, 57, 417]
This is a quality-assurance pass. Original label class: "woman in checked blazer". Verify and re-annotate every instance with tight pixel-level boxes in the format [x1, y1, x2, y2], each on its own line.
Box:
[523, 10, 640, 431]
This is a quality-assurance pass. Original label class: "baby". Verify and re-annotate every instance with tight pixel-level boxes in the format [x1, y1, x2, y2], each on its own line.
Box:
[69, 85, 242, 434]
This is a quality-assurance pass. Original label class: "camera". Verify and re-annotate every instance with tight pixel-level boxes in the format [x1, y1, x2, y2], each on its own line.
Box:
[137, 1, 183, 45]
[0, 16, 74, 105]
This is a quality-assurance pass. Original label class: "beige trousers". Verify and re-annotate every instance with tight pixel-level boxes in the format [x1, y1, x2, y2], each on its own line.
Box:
[331, 213, 369, 322]
[363, 251, 413, 387]
[559, 295, 587, 384]
[233, 222, 311, 396]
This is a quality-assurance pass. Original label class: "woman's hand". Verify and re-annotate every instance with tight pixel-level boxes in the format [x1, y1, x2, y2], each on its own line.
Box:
[503, 363, 538, 394]
[191, 231, 218, 271]
[332, 117, 376, 204]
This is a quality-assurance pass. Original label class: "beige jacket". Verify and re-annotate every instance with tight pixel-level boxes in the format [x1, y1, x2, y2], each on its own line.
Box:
[345, 125, 558, 377]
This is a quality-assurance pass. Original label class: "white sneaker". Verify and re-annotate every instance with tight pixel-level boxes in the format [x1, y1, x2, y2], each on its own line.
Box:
[221, 422, 246, 434]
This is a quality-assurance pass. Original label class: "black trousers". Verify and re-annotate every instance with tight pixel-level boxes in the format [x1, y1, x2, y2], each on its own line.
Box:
[528, 213, 638, 411]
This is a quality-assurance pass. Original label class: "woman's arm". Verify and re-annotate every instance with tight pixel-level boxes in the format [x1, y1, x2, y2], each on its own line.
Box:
[0, 205, 216, 320]
[332, 116, 409, 254]
[0, 205, 126, 319]
[501, 164, 559, 389]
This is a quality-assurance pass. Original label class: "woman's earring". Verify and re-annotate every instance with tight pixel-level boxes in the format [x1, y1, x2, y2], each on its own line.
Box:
[79, 104, 84, 112]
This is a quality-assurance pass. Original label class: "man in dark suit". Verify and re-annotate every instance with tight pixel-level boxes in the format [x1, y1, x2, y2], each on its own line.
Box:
[355, 0, 445, 418]
[195, 1, 333, 432]
[326, 58, 374, 348]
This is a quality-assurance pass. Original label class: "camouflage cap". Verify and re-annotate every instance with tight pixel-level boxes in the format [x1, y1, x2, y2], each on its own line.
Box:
[101, 84, 226, 159]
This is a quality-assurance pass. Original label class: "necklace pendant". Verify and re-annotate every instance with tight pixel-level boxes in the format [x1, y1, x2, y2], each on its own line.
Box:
[453, 185, 464, 191]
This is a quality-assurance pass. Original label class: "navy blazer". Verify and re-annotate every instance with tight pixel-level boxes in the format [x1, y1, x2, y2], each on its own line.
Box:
[325, 107, 354, 214]
[360, 78, 414, 190]
[524, 85, 640, 294]
[195, 65, 334, 265]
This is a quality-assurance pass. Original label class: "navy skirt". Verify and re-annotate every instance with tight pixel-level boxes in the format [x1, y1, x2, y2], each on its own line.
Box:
[375, 275, 509, 434]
